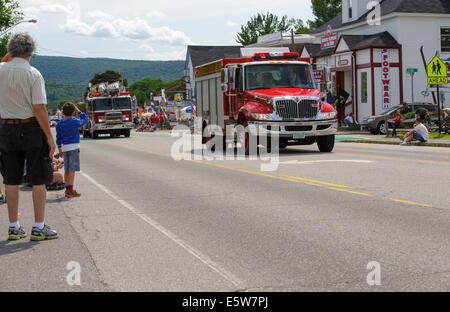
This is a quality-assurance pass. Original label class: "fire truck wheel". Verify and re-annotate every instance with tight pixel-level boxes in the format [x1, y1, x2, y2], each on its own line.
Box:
[124, 130, 131, 138]
[92, 131, 99, 139]
[82, 130, 90, 138]
[317, 135, 335, 153]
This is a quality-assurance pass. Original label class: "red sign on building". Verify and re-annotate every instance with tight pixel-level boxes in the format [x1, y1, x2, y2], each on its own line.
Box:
[321, 26, 339, 50]
[381, 50, 390, 109]
[313, 69, 325, 83]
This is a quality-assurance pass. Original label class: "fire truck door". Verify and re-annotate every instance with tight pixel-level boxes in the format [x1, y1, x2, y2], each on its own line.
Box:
[229, 67, 243, 120]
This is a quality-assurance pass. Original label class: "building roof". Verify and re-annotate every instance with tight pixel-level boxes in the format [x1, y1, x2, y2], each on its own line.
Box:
[186, 45, 242, 68]
[311, 0, 450, 34]
[339, 31, 401, 50]
[302, 44, 335, 58]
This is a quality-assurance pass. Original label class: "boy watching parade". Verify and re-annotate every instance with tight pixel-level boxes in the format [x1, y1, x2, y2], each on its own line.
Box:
[56, 102, 88, 198]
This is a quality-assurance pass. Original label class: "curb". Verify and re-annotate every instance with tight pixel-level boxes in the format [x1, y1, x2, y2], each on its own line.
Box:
[341, 140, 450, 148]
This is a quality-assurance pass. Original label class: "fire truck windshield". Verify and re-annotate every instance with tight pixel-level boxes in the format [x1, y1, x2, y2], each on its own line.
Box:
[93, 98, 112, 111]
[112, 97, 132, 110]
[246, 64, 317, 91]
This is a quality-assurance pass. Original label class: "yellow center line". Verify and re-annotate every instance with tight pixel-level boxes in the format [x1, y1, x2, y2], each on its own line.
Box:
[279, 174, 352, 189]
[95, 141, 434, 208]
[386, 198, 433, 208]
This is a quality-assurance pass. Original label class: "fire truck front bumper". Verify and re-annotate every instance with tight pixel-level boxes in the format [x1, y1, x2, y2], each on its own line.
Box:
[246, 120, 338, 139]
[94, 123, 134, 131]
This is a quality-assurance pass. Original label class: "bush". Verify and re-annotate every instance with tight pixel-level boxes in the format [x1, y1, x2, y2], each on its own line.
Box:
[402, 112, 415, 120]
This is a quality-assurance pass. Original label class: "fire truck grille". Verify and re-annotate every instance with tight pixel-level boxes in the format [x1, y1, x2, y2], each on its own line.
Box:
[276, 99, 319, 120]
[105, 112, 122, 123]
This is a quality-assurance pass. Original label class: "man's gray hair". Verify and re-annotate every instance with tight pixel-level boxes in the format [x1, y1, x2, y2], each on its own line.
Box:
[7, 33, 36, 57]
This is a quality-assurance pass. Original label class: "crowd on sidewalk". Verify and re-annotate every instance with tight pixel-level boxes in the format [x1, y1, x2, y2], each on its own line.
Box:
[134, 113, 164, 132]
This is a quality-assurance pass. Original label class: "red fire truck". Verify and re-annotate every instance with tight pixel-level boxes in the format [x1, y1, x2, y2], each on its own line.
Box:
[82, 81, 134, 139]
[195, 51, 337, 153]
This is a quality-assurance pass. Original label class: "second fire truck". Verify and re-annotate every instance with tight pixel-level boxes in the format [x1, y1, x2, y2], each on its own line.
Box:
[82, 81, 134, 139]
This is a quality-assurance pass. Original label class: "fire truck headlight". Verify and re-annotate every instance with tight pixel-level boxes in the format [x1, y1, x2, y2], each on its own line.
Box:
[122, 115, 130, 121]
[317, 111, 337, 120]
[98, 117, 105, 123]
[251, 113, 272, 121]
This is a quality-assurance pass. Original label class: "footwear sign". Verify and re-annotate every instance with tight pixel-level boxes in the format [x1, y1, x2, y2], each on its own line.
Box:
[427, 55, 448, 85]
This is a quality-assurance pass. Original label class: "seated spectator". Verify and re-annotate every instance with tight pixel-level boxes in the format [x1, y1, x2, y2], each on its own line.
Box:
[343, 113, 354, 127]
[46, 159, 65, 191]
[400, 117, 429, 146]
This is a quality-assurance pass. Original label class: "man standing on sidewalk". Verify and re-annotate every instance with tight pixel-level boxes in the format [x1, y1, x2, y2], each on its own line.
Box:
[0, 33, 58, 241]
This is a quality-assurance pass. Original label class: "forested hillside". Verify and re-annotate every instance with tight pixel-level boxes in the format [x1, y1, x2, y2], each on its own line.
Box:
[29, 55, 184, 109]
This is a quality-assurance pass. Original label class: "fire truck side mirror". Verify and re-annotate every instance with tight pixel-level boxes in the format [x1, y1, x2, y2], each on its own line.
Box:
[221, 68, 229, 93]
[221, 83, 228, 93]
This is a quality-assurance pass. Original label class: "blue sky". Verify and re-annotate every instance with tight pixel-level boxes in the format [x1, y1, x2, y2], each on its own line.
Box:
[14, 0, 314, 60]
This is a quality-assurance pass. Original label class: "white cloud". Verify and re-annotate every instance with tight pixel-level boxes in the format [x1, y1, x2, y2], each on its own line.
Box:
[63, 16, 192, 45]
[87, 10, 114, 20]
[147, 11, 166, 19]
[21, 1, 191, 44]
[226, 21, 239, 27]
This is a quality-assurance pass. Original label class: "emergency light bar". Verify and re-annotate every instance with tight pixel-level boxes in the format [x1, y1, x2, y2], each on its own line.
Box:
[120, 92, 131, 96]
[253, 52, 299, 60]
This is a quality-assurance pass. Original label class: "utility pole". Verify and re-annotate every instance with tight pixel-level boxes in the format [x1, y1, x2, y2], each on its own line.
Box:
[291, 29, 295, 52]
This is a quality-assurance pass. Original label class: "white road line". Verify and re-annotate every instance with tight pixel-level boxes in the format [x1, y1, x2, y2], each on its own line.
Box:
[279, 159, 375, 165]
[80, 171, 245, 290]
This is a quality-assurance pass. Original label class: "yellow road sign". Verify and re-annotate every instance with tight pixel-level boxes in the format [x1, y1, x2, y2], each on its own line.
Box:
[427, 55, 448, 85]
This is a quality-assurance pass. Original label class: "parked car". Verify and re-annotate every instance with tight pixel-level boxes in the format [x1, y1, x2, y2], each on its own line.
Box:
[360, 103, 439, 134]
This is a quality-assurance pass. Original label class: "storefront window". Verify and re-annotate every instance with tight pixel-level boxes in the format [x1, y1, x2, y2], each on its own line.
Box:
[441, 28, 450, 52]
[361, 72, 368, 103]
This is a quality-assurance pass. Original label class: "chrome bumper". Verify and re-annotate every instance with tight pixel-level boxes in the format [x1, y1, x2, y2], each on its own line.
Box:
[247, 120, 337, 138]
[94, 123, 133, 131]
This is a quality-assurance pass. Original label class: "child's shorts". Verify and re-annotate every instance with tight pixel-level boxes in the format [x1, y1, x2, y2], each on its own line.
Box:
[64, 149, 80, 172]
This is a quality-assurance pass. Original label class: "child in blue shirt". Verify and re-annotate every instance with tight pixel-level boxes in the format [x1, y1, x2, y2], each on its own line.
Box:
[56, 102, 88, 198]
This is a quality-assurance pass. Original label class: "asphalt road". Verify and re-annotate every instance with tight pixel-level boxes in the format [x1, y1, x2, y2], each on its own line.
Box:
[1, 130, 449, 291]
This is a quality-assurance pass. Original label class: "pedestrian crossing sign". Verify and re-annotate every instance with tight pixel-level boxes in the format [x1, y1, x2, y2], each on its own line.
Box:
[427, 55, 448, 85]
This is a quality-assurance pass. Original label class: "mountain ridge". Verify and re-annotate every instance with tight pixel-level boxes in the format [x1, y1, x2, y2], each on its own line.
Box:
[29, 55, 185, 107]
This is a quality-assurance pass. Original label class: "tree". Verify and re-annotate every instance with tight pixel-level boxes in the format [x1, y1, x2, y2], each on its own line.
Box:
[288, 18, 312, 34]
[128, 77, 181, 106]
[89, 70, 128, 86]
[309, 0, 342, 30]
[0, 0, 23, 58]
[236, 12, 308, 45]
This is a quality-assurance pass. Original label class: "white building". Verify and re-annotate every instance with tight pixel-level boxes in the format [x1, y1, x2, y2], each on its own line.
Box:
[300, 0, 450, 122]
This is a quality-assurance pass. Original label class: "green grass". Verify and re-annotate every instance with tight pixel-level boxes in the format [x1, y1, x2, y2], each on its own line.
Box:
[388, 132, 450, 139]
[429, 132, 450, 139]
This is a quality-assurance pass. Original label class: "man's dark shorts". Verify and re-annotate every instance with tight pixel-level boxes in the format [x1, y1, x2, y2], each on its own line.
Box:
[0, 122, 53, 185]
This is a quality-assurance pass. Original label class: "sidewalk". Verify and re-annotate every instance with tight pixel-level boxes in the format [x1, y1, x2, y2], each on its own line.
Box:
[0, 187, 109, 291]
[336, 132, 450, 147]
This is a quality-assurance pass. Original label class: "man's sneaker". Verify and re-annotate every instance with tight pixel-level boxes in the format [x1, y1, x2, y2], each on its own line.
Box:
[65, 190, 81, 198]
[8, 226, 27, 240]
[400, 142, 411, 146]
[30, 225, 59, 241]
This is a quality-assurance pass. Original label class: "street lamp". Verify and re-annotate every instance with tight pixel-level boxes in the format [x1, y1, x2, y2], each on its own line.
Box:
[0, 19, 38, 37]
